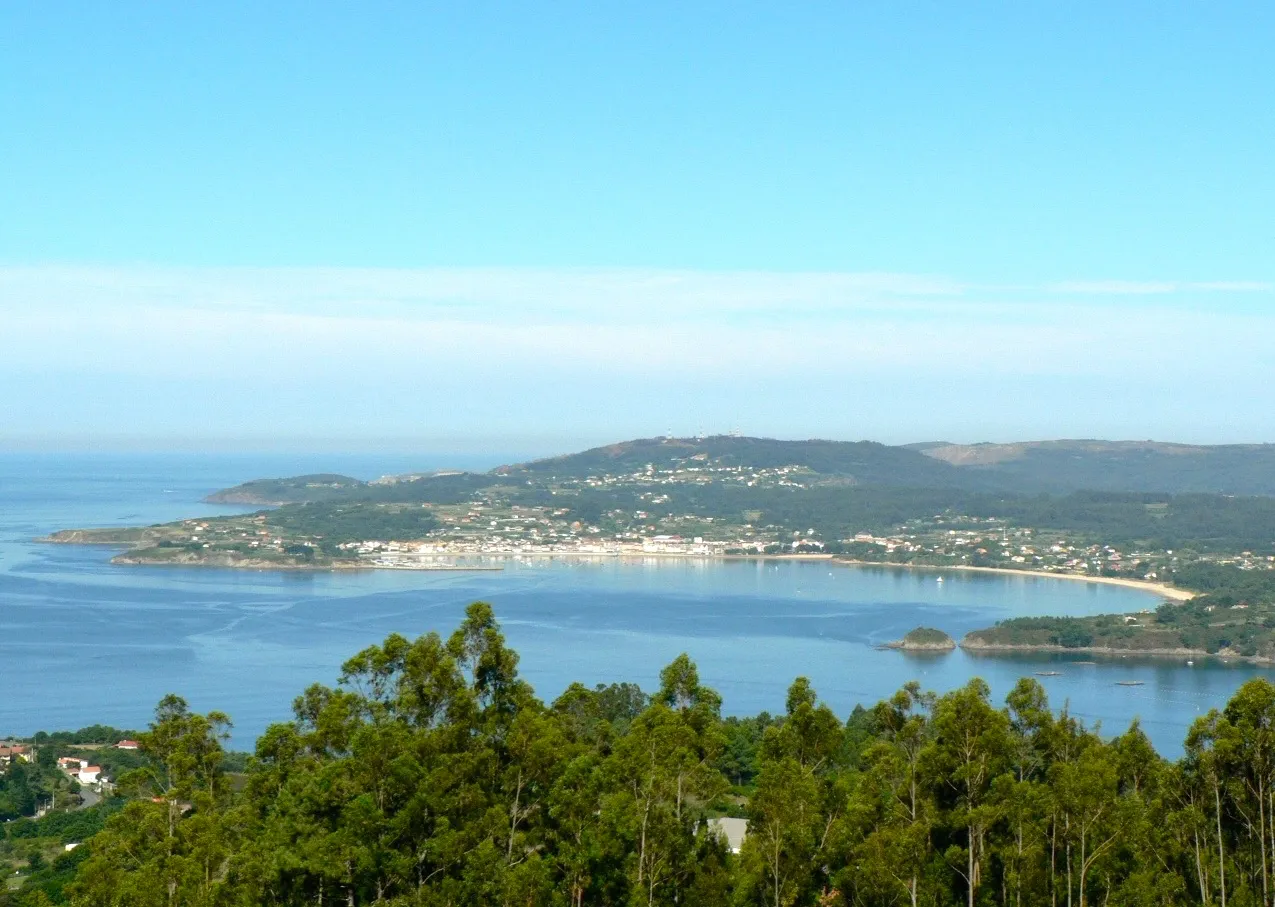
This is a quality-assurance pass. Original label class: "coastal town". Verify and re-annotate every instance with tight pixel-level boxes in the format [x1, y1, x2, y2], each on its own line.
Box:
[45, 465, 1275, 598]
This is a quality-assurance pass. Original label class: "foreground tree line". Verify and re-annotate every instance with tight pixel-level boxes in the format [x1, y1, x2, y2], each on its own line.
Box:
[13, 603, 1275, 907]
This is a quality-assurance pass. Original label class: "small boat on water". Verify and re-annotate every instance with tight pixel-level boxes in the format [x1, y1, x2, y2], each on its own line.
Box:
[1116, 680, 1145, 687]
[1034, 671, 1062, 676]
[1074, 661, 1097, 665]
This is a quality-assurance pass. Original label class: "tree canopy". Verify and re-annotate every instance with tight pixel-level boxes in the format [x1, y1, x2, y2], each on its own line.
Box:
[10, 602, 1275, 906]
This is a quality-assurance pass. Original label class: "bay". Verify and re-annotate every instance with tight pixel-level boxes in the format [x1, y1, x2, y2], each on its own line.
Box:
[1, 452, 1269, 754]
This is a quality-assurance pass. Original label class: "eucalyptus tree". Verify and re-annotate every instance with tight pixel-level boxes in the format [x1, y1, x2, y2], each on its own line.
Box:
[841, 682, 935, 907]
[604, 653, 727, 907]
[926, 679, 1011, 907]
[739, 678, 844, 907]
[1049, 742, 1128, 907]
[991, 679, 1054, 907]
[1220, 679, 1275, 907]
[1186, 710, 1234, 907]
[67, 696, 233, 907]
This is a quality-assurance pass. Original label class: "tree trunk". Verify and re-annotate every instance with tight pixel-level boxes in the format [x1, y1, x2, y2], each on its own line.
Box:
[1051, 815, 1058, 907]
[1259, 778, 1269, 907]
[774, 830, 782, 907]
[1194, 828, 1209, 906]
[1217, 782, 1228, 907]
[1016, 818, 1025, 907]
[1066, 840, 1073, 907]
[968, 824, 976, 907]
[637, 788, 651, 885]
[1079, 826, 1087, 907]
[1269, 786, 1275, 907]
[508, 770, 523, 864]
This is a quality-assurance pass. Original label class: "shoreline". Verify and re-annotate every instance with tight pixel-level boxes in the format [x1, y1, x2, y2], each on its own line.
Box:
[42, 530, 1195, 600]
[102, 547, 1191, 600]
[835, 559, 1193, 601]
[959, 640, 1270, 665]
[100, 549, 836, 571]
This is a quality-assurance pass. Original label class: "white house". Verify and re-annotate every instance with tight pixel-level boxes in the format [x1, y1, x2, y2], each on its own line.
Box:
[77, 765, 102, 785]
[709, 817, 748, 854]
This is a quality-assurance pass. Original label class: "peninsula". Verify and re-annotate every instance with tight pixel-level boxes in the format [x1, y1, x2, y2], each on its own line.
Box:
[43, 435, 1275, 662]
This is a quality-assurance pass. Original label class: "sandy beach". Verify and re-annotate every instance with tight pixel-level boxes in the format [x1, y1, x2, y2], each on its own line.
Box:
[835, 559, 1194, 601]
[378, 554, 1195, 602]
[100, 542, 1194, 601]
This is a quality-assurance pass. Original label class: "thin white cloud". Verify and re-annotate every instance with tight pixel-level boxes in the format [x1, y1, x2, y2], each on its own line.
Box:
[2, 265, 1273, 443]
[1052, 279, 1273, 295]
[0, 265, 969, 321]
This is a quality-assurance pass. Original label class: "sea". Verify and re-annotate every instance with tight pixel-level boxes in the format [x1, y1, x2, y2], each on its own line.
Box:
[2, 452, 1271, 755]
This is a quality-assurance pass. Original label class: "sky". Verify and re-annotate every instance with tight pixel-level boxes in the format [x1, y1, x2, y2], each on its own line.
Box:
[2, 3, 1273, 453]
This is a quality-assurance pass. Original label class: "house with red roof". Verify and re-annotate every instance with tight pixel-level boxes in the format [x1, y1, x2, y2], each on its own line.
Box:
[0, 744, 29, 766]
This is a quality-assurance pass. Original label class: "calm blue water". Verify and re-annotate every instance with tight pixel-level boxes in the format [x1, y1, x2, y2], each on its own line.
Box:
[2, 453, 1271, 754]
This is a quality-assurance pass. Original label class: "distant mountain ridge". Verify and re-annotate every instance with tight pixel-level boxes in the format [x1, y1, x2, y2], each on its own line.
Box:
[205, 435, 1275, 503]
[913, 439, 1275, 494]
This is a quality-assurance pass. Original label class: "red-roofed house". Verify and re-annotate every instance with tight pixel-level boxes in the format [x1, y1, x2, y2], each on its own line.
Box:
[0, 745, 29, 766]
[115, 739, 141, 750]
[78, 765, 102, 785]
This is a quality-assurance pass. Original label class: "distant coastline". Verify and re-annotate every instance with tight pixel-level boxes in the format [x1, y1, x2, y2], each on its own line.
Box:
[958, 639, 1270, 665]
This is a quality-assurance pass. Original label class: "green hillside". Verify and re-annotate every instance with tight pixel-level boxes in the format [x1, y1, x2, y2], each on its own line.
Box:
[921, 440, 1275, 495]
[498, 435, 986, 487]
[205, 473, 365, 504]
[208, 437, 1275, 506]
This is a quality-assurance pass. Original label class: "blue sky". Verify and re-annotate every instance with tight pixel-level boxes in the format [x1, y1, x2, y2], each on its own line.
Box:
[2, 4, 1273, 451]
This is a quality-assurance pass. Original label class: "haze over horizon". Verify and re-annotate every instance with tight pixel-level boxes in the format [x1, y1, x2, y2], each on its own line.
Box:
[4, 4, 1272, 450]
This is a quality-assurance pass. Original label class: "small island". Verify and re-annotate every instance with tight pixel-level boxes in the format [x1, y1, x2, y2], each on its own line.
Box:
[884, 627, 957, 651]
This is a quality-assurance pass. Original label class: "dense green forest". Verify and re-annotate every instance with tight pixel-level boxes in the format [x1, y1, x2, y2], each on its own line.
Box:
[11, 604, 1275, 906]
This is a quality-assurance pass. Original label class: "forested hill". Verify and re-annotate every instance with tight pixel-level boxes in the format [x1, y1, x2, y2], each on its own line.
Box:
[203, 436, 995, 504]
[496, 436, 989, 487]
[204, 435, 1275, 505]
[205, 473, 365, 504]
